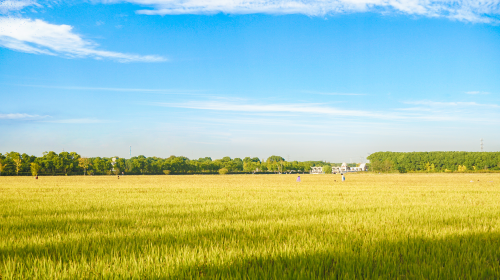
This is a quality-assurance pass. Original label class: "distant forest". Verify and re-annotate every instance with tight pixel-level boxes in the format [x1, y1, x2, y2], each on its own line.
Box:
[2, 151, 499, 176]
[368, 152, 500, 173]
[0, 152, 358, 176]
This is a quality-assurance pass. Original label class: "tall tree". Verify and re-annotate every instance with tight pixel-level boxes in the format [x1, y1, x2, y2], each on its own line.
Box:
[30, 162, 41, 176]
[0, 159, 6, 176]
[78, 157, 91, 175]
[11, 153, 22, 175]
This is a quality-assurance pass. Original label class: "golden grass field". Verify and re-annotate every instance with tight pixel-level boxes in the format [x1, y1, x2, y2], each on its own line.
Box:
[1, 173, 499, 279]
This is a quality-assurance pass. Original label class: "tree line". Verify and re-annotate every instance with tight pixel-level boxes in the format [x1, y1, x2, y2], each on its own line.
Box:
[367, 151, 500, 173]
[0, 152, 358, 176]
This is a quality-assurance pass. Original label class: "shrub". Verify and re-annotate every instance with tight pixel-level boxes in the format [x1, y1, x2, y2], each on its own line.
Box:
[218, 168, 229, 175]
[163, 170, 171, 175]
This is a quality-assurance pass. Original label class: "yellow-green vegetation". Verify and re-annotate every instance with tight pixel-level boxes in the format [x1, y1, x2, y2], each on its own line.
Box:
[1, 174, 499, 279]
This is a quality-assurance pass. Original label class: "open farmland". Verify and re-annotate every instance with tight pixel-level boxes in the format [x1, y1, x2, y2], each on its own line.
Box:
[1, 173, 500, 279]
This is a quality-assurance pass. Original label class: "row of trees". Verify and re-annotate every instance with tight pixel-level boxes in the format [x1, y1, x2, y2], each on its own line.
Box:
[0, 152, 356, 176]
[367, 152, 500, 173]
[5, 150, 498, 175]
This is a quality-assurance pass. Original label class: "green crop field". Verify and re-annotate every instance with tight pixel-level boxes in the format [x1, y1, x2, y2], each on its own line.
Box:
[1, 173, 499, 279]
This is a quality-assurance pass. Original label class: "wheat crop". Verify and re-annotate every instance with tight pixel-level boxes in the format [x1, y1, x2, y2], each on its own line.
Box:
[1, 173, 499, 279]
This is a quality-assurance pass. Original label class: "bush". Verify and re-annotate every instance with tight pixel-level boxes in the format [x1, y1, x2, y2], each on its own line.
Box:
[323, 165, 332, 174]
[163, 170, 171, 175]
[218, 168, 229, 175]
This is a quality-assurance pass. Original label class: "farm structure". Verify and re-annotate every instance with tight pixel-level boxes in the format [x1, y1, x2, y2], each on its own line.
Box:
[310, 163, 368, 174]
[310, 167, 323, 174]
[331, 163, 368, 173]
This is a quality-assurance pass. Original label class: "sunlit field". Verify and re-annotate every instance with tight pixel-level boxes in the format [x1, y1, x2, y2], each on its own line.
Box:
[1, 173, 499, 279]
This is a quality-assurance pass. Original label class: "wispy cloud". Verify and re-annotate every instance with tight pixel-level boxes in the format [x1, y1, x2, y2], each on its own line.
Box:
[0, 0, 35, 14]
[7, 84, 199, 94]
[153, 100, 500, 124]
[154, 101, 392, 118]
[465, 91, 490, 95]
[0, 17, 166, 62]
[0, 113, 48, 119]
[395, 107, 431, 112]
[108, 0, 500, 23]
[302, 90, 366, 96]
[45, 118, 113, 124]
[404, 100, 500, 108]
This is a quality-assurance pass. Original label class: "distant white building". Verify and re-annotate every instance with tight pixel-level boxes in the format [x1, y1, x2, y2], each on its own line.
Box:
[310, 166, 323, 174]
[350, 163, 368, 171]
[332, 162, 367, 173]
[332, 162, 349, 173]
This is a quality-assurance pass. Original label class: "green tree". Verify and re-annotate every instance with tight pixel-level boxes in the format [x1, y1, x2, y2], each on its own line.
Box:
[13, 155, 22, 175]
[41, 151, 58, 175]
[323, 165, 332, 174]
[0, 159, 6, 176]
[78, 157, 91, 175]
[30, 162, 41, 176]
[57, 152, 73, 174]
[243, 161, 258, 173]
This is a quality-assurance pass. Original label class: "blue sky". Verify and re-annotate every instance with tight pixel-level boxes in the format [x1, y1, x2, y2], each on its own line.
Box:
[1, 0, 499, 162]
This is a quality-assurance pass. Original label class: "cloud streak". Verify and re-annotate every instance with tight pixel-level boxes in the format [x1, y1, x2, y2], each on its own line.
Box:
[404, 100, 500, 108]
[302, 90, 366, 96]
[0, 17, 166, 62]
[153, 99, 500, 123]
[7, 84, 199, 94]
[0, 113, 48, 119]
[45, 118, 113, 124]
[112, 0, 500, 23]
[466, 91, 490, 95]
[0, 0, 35, 14]
[155, 101, 393, 118]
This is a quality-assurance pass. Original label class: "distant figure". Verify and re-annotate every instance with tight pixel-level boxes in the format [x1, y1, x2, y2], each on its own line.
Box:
[117, 175, 120, 179]
[342, 174, 345, 182]
[35, 175, 38, 180]
[297, 176, 301, 182]
[122, 172, 124, 175]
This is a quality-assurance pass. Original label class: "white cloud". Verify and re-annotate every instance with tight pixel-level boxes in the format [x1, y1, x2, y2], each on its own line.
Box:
[155, 101, 394, 118]
[395, 107, 431, 111]
[10, 84, 199, 94]
[108, 0, 500, 23]
[465, 91, 490, 95]
[0, 17, 166, 62]
[46, 118, 112, 124]
[0, 0, 35, 14]
[0, 113, 47, 119]
[303, 90, 366, 96]
[404, 100, 500, 108]
[153, 100, 500, 124]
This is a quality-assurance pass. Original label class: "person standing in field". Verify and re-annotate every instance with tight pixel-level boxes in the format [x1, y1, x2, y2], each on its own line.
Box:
[341, 173, 345, 182]
[297, 176, 301, 182]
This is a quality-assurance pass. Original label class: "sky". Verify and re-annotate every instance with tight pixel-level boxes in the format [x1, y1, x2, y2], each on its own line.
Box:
[0, 0, 499, 162]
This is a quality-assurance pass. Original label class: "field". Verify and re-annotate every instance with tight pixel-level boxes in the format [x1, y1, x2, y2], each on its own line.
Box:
[1, 173, 499, 279]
